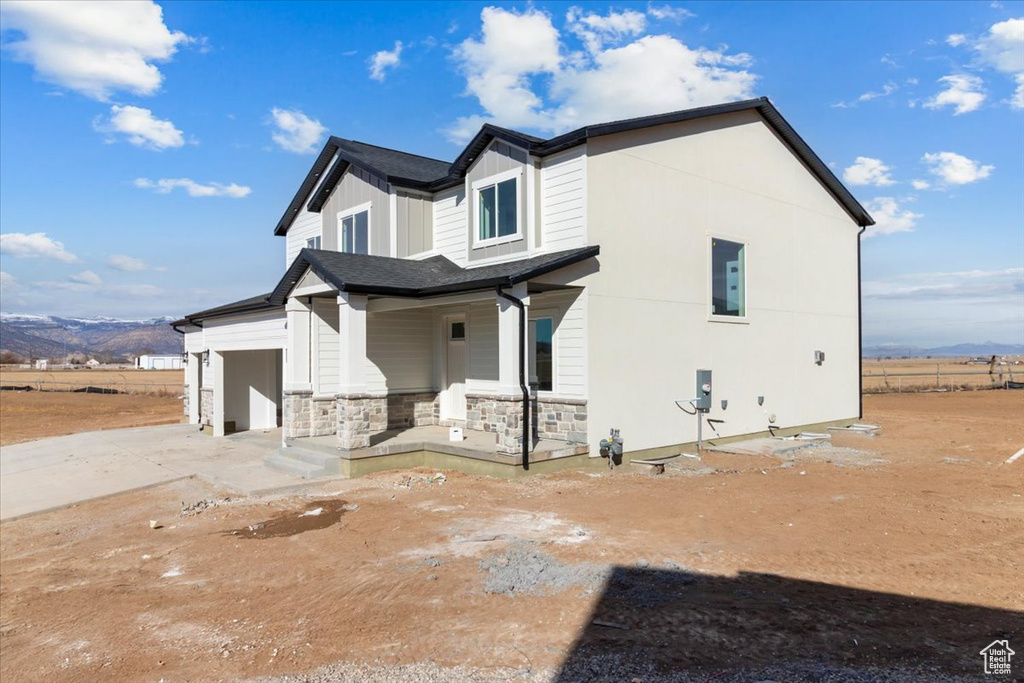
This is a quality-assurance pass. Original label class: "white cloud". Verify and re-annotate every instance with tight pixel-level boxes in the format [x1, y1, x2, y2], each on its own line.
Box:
[911, 179, 931, 190]
[923, 74, 986, 114]
[268, 107, 326, 154]
[646, 4, 696, 22]
[946, 34, 967, 47]
[922, 151, 994, 185]
[0, 271, 17, 290]
[0, 232, 79, 262]
[1012, 73, 1024, 110]
[134, 178, 252, 198]
[864, 268, 1024, 301]
[843, 157, 897, 186]
[945, 18, 1023, 109]
[94, 105, 184, 150]
[863, 197, 922, 238]
[368, 41, 403, 81]
[69, 270, 102, 286]
[107, 254, 164, 271]
[0, 0, 190, 100]
[859, 81, 898, 102]
[566, 7, 647, 54]
[447, 7, 756, 143]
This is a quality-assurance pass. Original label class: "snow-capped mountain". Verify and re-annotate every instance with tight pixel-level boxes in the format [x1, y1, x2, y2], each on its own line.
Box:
[0, 313, 181, 360]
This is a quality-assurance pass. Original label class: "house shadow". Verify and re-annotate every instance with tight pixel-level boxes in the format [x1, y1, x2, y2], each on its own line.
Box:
[553, 567, 1021, 681]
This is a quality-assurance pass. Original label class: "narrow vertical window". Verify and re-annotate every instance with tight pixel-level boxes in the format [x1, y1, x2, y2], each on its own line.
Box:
[711, 238, 746, 317]
[479, 185, 497, 241]
[529, 317, 554, 391]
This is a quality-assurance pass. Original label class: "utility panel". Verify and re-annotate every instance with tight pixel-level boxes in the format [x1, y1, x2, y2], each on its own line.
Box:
[695, 369, 713, 411]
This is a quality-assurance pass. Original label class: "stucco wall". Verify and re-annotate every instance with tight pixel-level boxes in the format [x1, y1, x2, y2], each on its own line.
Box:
[583, 109, 861, 455]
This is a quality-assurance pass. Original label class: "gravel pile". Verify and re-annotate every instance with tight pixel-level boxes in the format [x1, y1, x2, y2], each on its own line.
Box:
[479, 539, 609, 596]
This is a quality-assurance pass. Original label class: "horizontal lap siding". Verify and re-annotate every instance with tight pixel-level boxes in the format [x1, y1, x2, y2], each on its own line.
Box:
[204, 311, 286, 352]
[433, 187, 468, 266]
[366, 309, 434, 393]
[286, 210, 321, 265]
[314, 298, 340, 395]
[541, 147, 586, 251]
[532, 289, 587, 399]
[467, 301, 498, 391]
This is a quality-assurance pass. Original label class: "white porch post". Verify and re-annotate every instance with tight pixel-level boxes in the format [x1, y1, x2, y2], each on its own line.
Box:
[211, 350, 225, 437]
[337, 292, 373, 450]
[496, 282, 529, 395]
[337, 292, 367, 394]
[186, 352, 200, 424]
[284, 297, 312, 391]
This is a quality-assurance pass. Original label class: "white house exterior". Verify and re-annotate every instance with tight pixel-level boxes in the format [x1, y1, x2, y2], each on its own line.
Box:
[173, 98, 873, 473]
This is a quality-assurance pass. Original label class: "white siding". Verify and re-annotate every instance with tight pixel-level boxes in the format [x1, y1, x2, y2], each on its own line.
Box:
[466, 300, 498, 392]
[433, 186, 468, 266]
[204, 310, 286, 352]
[540, 146, 587, 251]
[183, 327, 203, 353]
[365, 309, 434, 393]
[532, 289, 587, 399]
[286, 210, 321, 266]
[313, 298, 339, 395]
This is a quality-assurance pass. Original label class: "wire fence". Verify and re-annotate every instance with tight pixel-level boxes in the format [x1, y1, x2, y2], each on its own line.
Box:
[0, 379, 183, 397]
[861, 369, 1019, 394]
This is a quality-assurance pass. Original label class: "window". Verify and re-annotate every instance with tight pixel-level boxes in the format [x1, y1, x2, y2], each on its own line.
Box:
[306, 235, 321, 250]
[711, 238, 746, 317]
[529, 317, 554, 392]
[476, 176, 518, 244]
[449, 321, 466, 341]
[340, 209, 369, 255]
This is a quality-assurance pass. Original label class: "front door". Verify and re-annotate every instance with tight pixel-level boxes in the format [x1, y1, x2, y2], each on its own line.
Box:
[442, 315, 467, 421]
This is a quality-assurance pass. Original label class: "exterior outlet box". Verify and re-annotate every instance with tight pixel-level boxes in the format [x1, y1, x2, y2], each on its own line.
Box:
[695, 369, 713, 411]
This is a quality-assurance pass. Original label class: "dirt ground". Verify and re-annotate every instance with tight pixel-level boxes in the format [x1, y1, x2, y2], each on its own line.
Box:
[861, 356, 1023, 391]
[0, 368, 184, 394]
[1, 391, 1021, 681]
[0, 392, 183, 446]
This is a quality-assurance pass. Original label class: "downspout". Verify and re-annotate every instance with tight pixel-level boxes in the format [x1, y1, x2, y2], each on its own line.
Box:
[858, 224, 866, 419]
[496, 286, 530, 471]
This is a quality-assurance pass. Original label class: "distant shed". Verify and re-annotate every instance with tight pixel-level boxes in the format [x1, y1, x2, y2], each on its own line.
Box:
[136, 354, 183, 370]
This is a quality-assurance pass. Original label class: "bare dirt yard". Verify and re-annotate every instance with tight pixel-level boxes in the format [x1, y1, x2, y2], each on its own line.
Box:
[0, 392, 183, 446]
[0, 368, 184, 395]
[1, 391, 1021, 682]
[862, 356, 1023, 392]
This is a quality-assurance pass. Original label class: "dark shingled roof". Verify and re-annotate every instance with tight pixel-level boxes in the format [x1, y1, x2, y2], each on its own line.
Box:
[172, 292, 278, 327]
[268, 246, 600, 305]
[276, 98, 874, 236]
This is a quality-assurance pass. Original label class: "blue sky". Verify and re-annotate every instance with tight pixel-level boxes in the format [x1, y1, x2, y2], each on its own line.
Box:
[1, 1, 1021, 346]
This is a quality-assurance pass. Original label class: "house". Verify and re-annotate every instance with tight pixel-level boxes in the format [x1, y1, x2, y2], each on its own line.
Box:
[136, 354, 184, 370]
[172, 97, 873, 477]
[85, 358, 101, 367]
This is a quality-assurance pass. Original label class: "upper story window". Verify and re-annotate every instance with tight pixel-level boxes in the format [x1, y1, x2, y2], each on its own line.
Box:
[339, 204, 370, 255]
[472, 169, 521, 247]
[306, 235, 321, 250]
[710, 237, 746, 318]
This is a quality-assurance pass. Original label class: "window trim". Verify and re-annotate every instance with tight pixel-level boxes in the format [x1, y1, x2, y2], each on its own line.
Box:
[306, 235, 322, 250]
[707, 233, 750, 324]
[337, 201, 372, 255]
[528, 309, 558, 396]
[471, 167, 523, 249]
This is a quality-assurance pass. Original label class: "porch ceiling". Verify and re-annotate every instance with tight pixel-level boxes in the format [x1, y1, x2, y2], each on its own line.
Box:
[268, 245, 599, 305]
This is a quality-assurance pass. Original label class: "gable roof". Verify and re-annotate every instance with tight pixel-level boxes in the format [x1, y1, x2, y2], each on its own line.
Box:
[171, 292, 278, 327]
[275, 97, 874, 236]
[268, 246, 600, 304]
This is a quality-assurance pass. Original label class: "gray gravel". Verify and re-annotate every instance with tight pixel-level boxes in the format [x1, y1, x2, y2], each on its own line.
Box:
[478, 539, 609, 596]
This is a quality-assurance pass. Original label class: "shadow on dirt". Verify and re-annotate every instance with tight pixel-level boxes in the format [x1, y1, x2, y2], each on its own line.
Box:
[224, 499, 349, 540]
[553, 567, 1021, 681]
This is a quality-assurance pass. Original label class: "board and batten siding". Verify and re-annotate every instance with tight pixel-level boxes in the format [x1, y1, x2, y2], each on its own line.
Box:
[365, 309, 434, 393]
[540, 146, 587, 251]
[395, 191, 433, 257]
[433, 186, 468, 267]
[465, 140, 529, 263]
[312, 298, 340, 395]
[321, 167, 391, 255]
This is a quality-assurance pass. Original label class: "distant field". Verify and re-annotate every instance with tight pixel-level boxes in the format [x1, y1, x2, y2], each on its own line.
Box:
[862, 356, 1023, 392]
[0, 367, 184, 395]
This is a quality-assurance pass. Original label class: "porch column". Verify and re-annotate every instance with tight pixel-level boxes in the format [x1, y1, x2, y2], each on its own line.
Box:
[494, 283, 529, 454]
[284, 297, 312, 391]
[186, 352, 200, 424]
[337, 292, 372, 450]
[211, 350, 225, 437]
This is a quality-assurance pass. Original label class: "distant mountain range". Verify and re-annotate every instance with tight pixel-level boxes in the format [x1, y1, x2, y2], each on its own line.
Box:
[0, 313, 181, 361]
[863, 342, 1024, 359]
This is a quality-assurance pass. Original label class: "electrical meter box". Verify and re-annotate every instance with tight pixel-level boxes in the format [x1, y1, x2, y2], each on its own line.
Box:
[695, 370, 712, 411]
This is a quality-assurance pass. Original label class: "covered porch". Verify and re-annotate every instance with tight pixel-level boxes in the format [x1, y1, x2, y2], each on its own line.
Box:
[272, 247, 597, 469]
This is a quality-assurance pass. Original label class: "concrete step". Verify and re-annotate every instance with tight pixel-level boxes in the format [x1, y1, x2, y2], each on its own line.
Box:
[264, 447, 341, 478]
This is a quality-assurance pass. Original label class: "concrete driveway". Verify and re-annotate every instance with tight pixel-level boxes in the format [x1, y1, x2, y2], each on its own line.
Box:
[0, 425, 320, 521]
